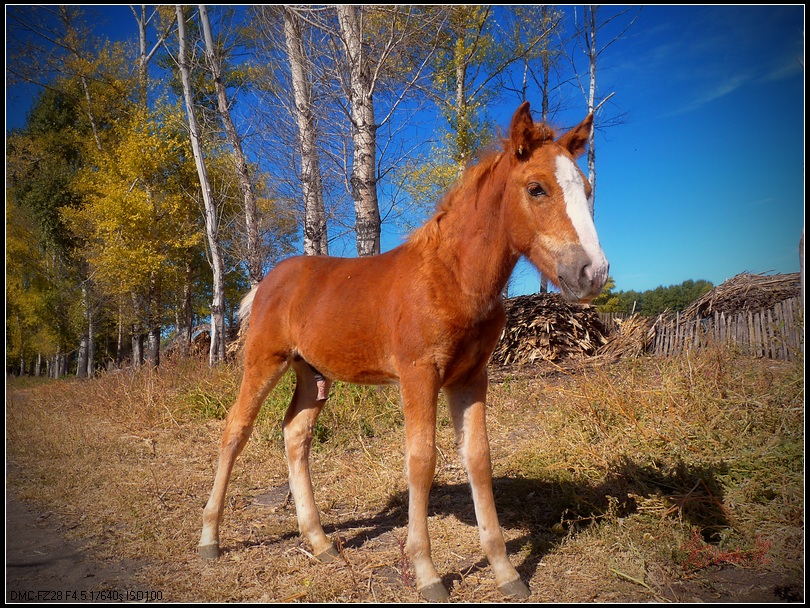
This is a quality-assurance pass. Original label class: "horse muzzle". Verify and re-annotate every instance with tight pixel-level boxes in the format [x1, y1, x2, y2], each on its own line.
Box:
[557, 248, 609, 304]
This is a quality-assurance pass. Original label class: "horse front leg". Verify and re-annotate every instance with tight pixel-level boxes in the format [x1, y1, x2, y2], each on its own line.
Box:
[445, 375, 530, 599]
[400, 373, 449, 602]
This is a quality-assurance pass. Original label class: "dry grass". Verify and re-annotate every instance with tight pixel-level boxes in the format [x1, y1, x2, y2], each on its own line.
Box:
[6, 346, 804, 602]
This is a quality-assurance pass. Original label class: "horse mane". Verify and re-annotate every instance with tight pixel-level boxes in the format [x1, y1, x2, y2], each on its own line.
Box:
[409, 150, 503, 248]
[410, 122, 558, 248]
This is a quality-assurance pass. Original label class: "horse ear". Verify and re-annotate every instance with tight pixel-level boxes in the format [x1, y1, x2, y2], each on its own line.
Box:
[509, 101, 534, 159]
[558, 114, 593, 158]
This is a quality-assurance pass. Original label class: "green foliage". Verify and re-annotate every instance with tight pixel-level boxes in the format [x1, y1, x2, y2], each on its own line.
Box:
[7, 87, 86, 253]
[594, 277, 714, 316]
[431, 6, 499, 167]
[397, 144, 461, 219]
[6, 88, 95, 365]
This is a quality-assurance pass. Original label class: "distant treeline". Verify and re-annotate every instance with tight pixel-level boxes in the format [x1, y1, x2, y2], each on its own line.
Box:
[594, 279, 714, 316]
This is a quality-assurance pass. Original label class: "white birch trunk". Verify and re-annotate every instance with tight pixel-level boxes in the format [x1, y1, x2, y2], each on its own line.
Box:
[586, 6, 597, 219]
[454, 44, 469, 174]
[282, 7, 329, 256]
[336, 5, 381, 257]
[176, 5, 226, 366]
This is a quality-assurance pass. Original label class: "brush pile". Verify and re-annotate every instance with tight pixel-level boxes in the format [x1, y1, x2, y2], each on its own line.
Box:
[681, 272, 801, 319]
[595, 314, 654, 360]
[491, 293, 609, 365]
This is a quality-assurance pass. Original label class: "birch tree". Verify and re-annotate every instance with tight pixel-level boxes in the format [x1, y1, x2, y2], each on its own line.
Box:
[573, 5, 638, 217]
[251, 6, 440, 258]
[176, 5, 226, 366]
[320, 6, 440, 256]
[335, 5, 381, 256]
[199, 5, 264, 283]
[132, 6, 176, 110]
[280, 6, 329, 256]
[424, 6, 554, 175]
[496, 5, 566, 293]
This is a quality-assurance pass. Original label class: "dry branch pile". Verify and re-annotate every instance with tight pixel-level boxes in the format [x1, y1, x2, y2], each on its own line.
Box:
[595, 314, 655, 359]
[682, 272, 801, 319]
[491, 293, 609, 365]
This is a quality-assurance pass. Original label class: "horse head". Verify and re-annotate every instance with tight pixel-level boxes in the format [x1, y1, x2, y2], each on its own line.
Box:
[504, 101, 609, 303]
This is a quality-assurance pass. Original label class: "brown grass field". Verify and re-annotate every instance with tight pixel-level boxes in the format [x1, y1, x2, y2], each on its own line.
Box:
[6, 347, 804, 603]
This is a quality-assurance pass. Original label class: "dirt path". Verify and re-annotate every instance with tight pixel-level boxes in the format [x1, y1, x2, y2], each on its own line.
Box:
[5, 494, 147, 603]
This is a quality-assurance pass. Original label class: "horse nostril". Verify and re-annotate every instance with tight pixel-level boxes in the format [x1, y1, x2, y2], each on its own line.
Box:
[579, 263, 595, 287]
[582, 260, 608, 293]
[580, 264, 591, 281]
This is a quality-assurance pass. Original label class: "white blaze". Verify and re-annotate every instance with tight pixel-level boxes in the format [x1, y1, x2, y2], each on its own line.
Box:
[555, 155, 607, 270]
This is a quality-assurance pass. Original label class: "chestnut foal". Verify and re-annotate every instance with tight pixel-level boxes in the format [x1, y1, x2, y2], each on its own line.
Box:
[198, 102, 609, 601]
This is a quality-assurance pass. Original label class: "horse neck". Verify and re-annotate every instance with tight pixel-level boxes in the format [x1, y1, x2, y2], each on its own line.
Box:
[427, 155, 519, 311]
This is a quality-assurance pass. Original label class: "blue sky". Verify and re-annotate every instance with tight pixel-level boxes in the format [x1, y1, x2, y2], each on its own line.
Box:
[509, 4, 805, 295]
[6, 5, 805, 296]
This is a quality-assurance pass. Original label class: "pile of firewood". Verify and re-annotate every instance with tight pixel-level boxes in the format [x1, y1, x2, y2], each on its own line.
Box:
[491, 293, 609, 365]
[682, 272, 801, 319]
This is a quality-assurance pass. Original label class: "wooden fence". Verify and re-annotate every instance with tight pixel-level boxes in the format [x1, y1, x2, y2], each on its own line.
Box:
[600, 297, 804, 361]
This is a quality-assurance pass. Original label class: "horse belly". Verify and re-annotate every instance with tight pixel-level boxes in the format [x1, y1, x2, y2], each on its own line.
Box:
[292, 292, 399, 386]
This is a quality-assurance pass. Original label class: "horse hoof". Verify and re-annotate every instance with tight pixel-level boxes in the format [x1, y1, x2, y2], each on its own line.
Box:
[198, 543, 220, 560]
[498, 579, 530, 599]
[315, 545, 341, 563]
[419, 582, 450, 602]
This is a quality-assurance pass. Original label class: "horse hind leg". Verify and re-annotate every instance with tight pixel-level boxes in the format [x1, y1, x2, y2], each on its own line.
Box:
[198, 354, 290, 559]
[283, 362, 338, 561]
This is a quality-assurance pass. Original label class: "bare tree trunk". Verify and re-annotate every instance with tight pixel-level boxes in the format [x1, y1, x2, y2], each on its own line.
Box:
[539, 5, 553, 295]
[131, 332, 144, 367]
[336, 5, 381, 257]
[179, 258, 194, 357]
[87, 295, 94, 376]
[577, 6, 634, 219]
[540, 6, 552, 123]
[145, 277, 161, 367]
[454, 42, 470, 174]
[585, 6, 598, 219]
[116, 303, 125, 367]
[130, 292, 144, 368]
[199, 5, 264, 283]
[176, 5, 226, 366]
[53, 349, 63, 379]
[131, 5, 176, 109]
[76, 337, 87, 378]
[146, 330, 160, 367]
[282, 6, 329, 256]
[76, 284, 89, 378]
[135, 5, 149, 108]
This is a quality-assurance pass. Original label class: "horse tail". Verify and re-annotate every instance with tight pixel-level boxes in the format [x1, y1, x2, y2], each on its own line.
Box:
[239, 285, 258, 325]
[231, 285, 258, 357]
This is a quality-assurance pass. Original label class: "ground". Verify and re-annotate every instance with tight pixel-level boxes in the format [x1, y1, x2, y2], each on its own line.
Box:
[6, 494, 146, 602]
[5, 489, 802, 604]
[6, 355, 804, 603]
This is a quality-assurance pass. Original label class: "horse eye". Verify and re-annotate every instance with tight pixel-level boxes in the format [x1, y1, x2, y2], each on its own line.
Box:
[527, 183, 546, 197]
